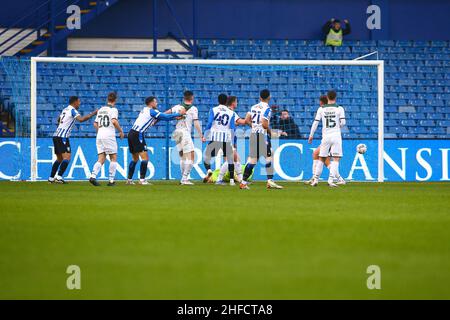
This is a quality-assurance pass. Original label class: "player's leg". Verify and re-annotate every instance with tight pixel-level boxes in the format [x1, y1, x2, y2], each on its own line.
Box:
[127, 153, 139, 184]
[311, 139, 329, 186]
[240, 133, 258, 189]
[172, 129, 185, 179]
[90, 138, 107, 186]
[233, 149, 243, 182]
[51, 138, 71, 184]
[127, 130, 138, 184]
[311, 156, 327, 187]
[263, 135, 282, 189]
[305, 146, 321, 185]
[178, 150, 184, 178]
[89, 152, 106, 186]
[180, 151, 194, 185]
[55, 152, 71, 183]
[203, 142, 214, 172]
[265, 153, 283, 189]
[224, 142, 235, 186]
[180, 132, 195, 185]
[217, 161, 228, 183]
[138, 151, 150, 185]
[107, 153, 118, 186]
[202, 142, 215, 183]
[49, 153, 63, 183]
[330, 137, 345, 185]
[330, 156, 343, 184]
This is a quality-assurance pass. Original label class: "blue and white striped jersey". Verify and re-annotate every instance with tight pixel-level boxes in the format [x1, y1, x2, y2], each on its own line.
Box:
[205, 105, 236, 142]
[249, 102, 271, 134]
[131, 108, 161, 133]
[53, 105, 80, 138]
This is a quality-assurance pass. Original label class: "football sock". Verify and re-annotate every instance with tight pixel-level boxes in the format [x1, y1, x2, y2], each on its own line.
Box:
[50, 160, 61, 178]
[109, 161, 118, 182]
[57, 159, 69, 177]
[139, 160, 148, 179]
[334, 162, 341, 179]
[180, 159, 185, 177]
[312, 159, 319, 178]
[228, 163, 235, 181]
[314, 161, 324, 178]
[265, 161, 274, 180]
[330, 162, 339, 181]
[326, 164, 334, 180]
[218, 162, 228, 180]
[235, 162, 243, 181]
[91, 161, 102, 179]
[183, 160, 193, 180]
[128, 160, 137, 179]
[243, 163, 255, 182]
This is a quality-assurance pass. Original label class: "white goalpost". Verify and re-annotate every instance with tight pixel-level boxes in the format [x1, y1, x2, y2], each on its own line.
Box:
[29, 57, 384, 182]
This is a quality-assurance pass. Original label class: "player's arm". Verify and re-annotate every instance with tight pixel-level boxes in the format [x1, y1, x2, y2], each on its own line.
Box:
[308, 108, 322, 143]
[261, 107, 271, 130]
[233, 112, 246, 126]
[152, 109, 182, 121]
[165, 106, 186, 120]
[110, 109, 123, 139]
[190, 107, 204, 141]
[203, 109, 214, 136]
[112, 119, 124, 139]
[194, 119, 204, 142]
[339, 107, 346, 127]
[244, 112, 252, 125]
[202, 109, 214, 142]
[93, 112, 99, 132]
[76, 109, 98, 123]
[230, 113, 236, 130]
[110, 108, 124, 139]
[236, 118, 246, 125]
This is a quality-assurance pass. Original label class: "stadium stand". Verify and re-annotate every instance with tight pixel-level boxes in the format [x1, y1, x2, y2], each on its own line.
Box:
[0, 40, 449, 139]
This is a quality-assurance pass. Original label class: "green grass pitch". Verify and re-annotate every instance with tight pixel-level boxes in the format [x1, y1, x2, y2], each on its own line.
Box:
[0, 181, 449, 299]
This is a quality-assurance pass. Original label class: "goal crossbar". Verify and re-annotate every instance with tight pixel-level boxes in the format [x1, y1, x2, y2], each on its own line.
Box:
[29, 57, 384, 182]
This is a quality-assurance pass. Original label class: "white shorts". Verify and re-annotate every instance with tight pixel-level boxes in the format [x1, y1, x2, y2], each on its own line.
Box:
[319, 134, 343, 158]
[96, 138, 118, 155]
[172, 129, 195, 154]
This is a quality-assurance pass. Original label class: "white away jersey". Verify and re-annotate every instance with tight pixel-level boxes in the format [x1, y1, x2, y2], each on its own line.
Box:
[248, 102, 271, 134]
[53, 105, 80, 138]
[206, 104, 236, 142]
[233, 111, 241, 122]
[131, 107, 161, 133]
[171, 104, 198, 133]
[95, 105, 119, 139]
[314, 104, 346, 137]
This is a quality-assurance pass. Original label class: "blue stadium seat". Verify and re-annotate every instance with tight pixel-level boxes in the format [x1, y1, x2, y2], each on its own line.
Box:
[1, 40, 448, 139]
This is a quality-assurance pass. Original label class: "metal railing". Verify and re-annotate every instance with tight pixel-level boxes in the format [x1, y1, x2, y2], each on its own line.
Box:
[0, 0, 88, 56]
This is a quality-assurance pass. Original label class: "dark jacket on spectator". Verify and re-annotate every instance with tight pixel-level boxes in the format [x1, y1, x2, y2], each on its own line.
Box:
[276, 117, 301, 139]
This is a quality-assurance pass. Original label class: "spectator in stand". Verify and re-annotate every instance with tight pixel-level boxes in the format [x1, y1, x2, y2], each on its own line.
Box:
[322, 18, 351, 46]
[276, 109, 301, 139]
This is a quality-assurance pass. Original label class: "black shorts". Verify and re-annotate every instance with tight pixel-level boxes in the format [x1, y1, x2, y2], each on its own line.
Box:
[204, 141, 233, 158]
[53, 137, 71, 154]
[128, 129, 147, 154]
[249, 132, 271, 159]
